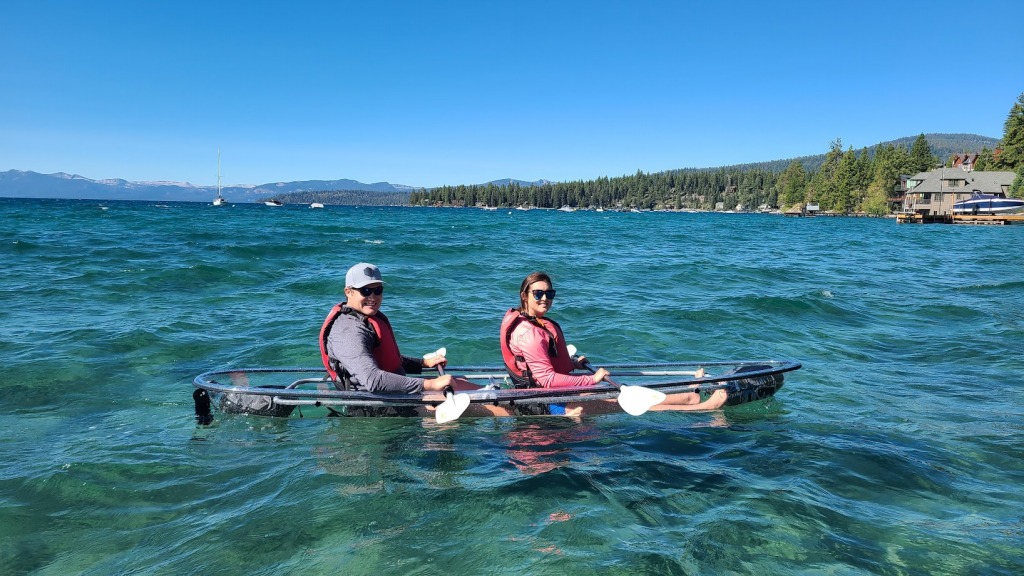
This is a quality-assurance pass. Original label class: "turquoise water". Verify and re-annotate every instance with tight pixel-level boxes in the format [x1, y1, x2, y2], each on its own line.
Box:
[1, 198, 1022, 575]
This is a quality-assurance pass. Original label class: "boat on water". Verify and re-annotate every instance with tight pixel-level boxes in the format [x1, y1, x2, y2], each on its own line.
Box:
[310, 202, 324, 209]
[212, 150, 227, 206]
[953, 190, 1024, 215]
[264, 199, 283, 207]
[193, 359, 800, 420]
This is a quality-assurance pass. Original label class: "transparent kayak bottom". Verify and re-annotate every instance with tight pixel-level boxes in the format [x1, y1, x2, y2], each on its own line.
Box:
[193, 360, 801, 419]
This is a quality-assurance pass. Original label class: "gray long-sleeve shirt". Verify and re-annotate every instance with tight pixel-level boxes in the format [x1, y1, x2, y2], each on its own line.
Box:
[326, 309, 425, 394]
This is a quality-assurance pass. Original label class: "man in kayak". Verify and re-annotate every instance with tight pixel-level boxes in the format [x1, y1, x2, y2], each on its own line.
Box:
[323, 263, 470, 401]
[501, 271, 727, 414]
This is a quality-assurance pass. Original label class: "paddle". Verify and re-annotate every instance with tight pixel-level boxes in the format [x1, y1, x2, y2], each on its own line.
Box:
[428, 347, 471, 423]
[567, 344, 667, 416]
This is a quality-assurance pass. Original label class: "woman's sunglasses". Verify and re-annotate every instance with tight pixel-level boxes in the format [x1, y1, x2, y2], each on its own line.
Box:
[530, 289, 556, 301]
[354, 286, 384, 297]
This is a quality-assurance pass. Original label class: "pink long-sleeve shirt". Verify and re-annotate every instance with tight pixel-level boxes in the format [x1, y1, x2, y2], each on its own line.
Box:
[508, 317, 594, 388]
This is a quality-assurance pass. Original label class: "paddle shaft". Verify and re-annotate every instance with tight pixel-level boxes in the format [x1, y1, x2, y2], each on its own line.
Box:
[579, 359, 622, 389]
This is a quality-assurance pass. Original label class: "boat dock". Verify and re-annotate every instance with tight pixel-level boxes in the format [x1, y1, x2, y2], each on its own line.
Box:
[896, 213, 1024, 225]
[952, 213, 1024, 225]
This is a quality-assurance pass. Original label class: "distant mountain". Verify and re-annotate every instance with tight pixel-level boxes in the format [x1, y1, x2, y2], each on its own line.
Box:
[0, 133, 1001, 202]
[0, 170, 420, 203]
[680, 133, 1000, 174]
[263, 177, 554, 206]
[483, 178, 552, 187]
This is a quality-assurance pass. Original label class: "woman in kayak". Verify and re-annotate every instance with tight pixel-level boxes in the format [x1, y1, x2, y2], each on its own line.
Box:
[501, 271, 727, 413]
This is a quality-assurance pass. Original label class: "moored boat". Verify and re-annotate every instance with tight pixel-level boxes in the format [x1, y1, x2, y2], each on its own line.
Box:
[953, 190, 1024, 215]
[193, 359, 800, 420]
[212, 151, 227, 206]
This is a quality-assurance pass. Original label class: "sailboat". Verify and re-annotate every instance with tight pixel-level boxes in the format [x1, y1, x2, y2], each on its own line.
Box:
[212, 151, 227, 206]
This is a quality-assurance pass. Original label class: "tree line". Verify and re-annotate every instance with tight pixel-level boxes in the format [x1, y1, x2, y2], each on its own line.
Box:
[409, 138, 936, 214]
[411, 92, 1024, 214]
[264, 189, 411, 206]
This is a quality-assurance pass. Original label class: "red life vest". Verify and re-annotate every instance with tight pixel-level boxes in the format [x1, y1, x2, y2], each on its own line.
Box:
[320, 304, 404, 382]
[499, 308, 573, 388]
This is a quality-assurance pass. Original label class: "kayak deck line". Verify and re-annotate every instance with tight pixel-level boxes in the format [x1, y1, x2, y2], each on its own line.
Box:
[192, 360, 801, 417]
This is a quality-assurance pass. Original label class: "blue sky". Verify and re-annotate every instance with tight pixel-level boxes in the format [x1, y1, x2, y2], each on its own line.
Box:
[2, 0, 1021, 188]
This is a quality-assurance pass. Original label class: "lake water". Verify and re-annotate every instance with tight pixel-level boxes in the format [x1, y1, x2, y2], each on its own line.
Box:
[1, 198, 1021, 574]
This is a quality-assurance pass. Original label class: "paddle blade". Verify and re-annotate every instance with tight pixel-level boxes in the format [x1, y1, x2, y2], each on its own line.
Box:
[617, 385, 667, 416]
[435, 392, 471, 423]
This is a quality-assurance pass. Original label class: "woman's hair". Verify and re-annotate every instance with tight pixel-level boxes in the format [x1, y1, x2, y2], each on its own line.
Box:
[518, 271, 553, 312]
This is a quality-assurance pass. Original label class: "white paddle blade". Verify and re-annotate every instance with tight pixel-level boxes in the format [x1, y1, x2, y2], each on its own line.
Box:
[424, 347, 447, 361]
[617, 385, 667, 416]
[435, 392, 471, 423]
[566, 344, 578, 357]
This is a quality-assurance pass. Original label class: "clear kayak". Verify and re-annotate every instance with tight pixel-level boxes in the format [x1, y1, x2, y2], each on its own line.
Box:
[193, 360, 801, 420]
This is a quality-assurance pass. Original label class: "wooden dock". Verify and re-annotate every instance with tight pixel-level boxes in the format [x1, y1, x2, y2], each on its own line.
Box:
[952, 214, 1024, 225]
[896, 213, 951, 224]
[897, 213, 1024, 225]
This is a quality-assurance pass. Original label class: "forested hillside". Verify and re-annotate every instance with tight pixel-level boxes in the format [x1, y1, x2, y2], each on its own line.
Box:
[410, 128, 1018, 214]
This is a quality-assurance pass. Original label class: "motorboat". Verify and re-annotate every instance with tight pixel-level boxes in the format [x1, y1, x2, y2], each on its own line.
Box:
[193, 359, 800, 420]
[310, 202, 324, 209]
[953, 190, 1024, 215]
[264, 199, 283, 207]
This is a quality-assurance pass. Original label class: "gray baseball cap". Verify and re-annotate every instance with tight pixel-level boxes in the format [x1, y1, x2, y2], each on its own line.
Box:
[346, 263, 384, 288]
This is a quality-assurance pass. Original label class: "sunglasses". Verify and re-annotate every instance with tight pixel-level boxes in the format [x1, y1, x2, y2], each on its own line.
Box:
[354, 286, 384, 297]
[530, 289, 556, 301]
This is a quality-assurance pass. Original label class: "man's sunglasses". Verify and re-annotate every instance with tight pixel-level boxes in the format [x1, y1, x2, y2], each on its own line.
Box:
[354, 286, 384, 297]
[530, 289, 556, 301]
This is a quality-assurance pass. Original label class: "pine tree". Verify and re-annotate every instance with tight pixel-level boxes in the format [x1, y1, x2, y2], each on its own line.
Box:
[910, 134, 936, 172]
[975, 147, 994, 171]
[811, 139, 844, 211]
[1010, 165, 1024, 198]
[996, 92, 1024, 169]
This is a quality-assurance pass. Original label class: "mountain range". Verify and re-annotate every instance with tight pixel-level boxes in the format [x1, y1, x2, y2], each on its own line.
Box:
[0, 133, 999, 203]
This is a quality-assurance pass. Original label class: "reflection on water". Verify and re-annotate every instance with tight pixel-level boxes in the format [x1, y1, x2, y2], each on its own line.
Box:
[504, 420, 600, 475]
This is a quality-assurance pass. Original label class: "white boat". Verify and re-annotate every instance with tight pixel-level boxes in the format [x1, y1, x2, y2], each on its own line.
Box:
[953, 190, 1024, 215]
[310, 203, 324, 209]
[557, 205, 575, 212]
[264, 199, 283, 207]
[212, 150, 227, 206]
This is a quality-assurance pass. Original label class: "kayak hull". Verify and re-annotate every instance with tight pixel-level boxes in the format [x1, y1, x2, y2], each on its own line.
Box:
[193, 360, 800, 420]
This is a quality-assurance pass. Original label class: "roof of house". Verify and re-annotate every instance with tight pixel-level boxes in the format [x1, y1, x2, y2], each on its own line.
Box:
[906, 170, 1015, 194]
[952, 153, 979, 165]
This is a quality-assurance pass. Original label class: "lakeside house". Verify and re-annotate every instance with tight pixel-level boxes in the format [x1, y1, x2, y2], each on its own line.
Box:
[889, 174, 912, 212]
[902, 169, 1016, 217]
[951, 153, 978, 171]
